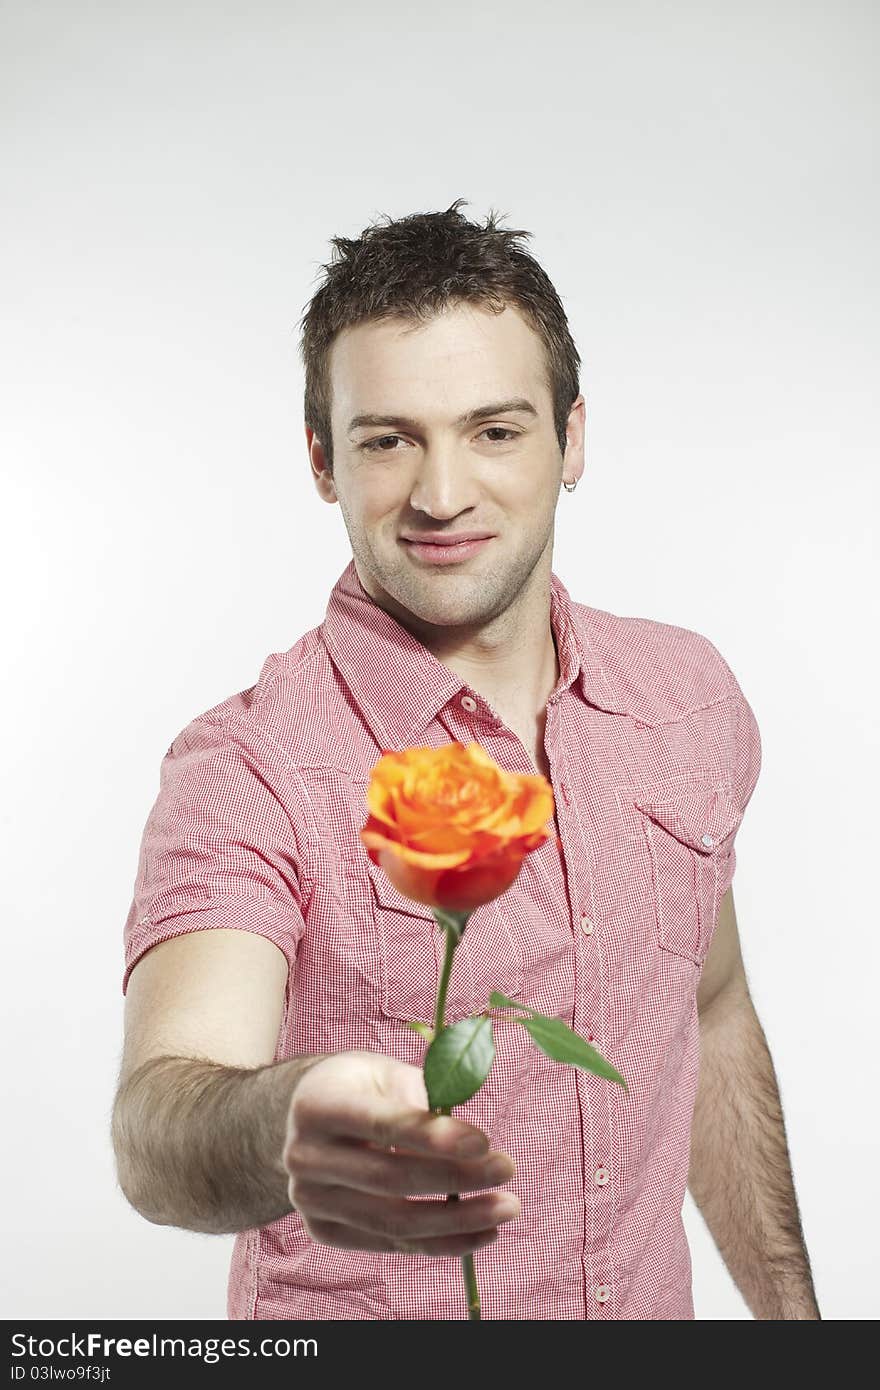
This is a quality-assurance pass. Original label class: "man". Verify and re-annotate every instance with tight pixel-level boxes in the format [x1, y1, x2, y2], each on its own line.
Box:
[112, 200, 820, 1320]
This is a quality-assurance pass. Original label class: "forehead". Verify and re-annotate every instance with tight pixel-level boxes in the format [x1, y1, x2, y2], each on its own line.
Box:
[327, 301, 548, 419]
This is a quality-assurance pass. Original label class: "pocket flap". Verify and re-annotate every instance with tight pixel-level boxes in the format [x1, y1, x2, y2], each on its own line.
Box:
[367, 856, 523, 1020]
[633, 781, 742, 853]
[367, 859, 438, 919]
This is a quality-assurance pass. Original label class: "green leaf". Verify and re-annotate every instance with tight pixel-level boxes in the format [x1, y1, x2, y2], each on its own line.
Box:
[488, 989, 535, 1014]
[515, 1013, 628, 1091]
[423, 1016, 495, 1109]
[405, 1020, 436, 1043]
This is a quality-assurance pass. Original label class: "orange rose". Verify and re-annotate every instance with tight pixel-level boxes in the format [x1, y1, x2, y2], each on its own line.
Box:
[359, 741, 556, 913]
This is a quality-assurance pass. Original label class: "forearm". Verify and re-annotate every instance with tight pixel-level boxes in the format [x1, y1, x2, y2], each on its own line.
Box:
[688, 987, 820, 1319]
[112, 1052, 330, 1235]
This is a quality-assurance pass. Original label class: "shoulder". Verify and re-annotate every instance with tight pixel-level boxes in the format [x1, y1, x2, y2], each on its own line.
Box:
[570, 598, 762, 806]
[164, 622, 348, 773]
[568, 598, 737, 724]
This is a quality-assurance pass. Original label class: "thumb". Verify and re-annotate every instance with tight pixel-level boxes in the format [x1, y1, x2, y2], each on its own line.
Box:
[322, 1050, 488, 1157]
[366, 1050, 430, 1114]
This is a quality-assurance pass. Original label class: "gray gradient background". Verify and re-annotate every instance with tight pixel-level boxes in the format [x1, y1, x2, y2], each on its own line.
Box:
[2, 0, 877, 1320]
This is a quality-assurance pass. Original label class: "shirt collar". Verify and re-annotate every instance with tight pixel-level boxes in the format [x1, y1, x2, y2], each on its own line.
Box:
[320, 558, 655, 751]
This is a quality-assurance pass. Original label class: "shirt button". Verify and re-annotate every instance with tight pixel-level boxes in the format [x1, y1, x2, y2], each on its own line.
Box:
[561, 783, 571, 807]
[594, 1166, 610, 1186]
[701, 833, 715, 848]
[460, 695, 477, 712]
[595, 1284, 611, 1303]
[580, 915, 594, 935]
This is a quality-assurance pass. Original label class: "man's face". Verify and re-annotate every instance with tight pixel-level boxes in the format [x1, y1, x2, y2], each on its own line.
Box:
[311, 300, 582, 633]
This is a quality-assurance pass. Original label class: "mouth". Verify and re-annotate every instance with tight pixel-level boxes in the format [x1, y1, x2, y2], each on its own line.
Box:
[400, 536, 495, 566]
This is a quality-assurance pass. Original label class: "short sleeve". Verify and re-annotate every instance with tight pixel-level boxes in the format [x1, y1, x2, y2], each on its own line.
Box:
[713, 652, 763, 903]
[121, 713, 308, 995]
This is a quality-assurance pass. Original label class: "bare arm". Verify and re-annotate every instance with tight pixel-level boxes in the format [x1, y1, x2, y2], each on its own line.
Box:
[111, 928, 518, 1251]
[691, 893, 820, 1318]
[111, 926, 329, 1232]
[112, 1051, 329, 1233]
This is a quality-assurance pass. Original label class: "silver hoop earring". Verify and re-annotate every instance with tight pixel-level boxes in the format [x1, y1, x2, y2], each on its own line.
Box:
[563, 478, 577, 492]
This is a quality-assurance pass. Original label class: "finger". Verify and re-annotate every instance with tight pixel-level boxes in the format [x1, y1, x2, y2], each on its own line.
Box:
[296, 1180, 521, 1241]
[306, 1215, 502, 1258]
[288, 1136, 516, 1197]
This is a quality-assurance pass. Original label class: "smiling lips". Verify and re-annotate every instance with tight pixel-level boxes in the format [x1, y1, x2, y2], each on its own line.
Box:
[401, 534, 495, 565]
[400, 530, 495, 545]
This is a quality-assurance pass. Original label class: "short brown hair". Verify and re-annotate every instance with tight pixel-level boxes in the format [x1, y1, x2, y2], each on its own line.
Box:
[297, 198, 581, 476]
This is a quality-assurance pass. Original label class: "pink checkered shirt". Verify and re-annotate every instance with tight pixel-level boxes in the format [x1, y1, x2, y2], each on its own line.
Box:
[122, 558, 761, 1320]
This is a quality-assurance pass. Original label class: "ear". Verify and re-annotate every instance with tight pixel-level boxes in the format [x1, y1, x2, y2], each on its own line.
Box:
[306, 425, 337, 503]
[562, 395, 586, 485]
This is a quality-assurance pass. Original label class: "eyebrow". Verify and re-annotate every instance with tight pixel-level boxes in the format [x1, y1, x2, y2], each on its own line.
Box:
[346, 397, 539, 435]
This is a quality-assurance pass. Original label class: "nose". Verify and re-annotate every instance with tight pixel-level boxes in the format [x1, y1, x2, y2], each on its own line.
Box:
[408, 445, 481, 519]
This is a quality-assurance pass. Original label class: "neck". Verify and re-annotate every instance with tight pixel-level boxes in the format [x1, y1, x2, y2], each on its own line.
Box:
[353, 550, 561, 724]
[400, 577, 559, 724]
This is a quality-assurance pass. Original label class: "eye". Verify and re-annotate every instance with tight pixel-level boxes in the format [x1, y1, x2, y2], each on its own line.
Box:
[361, 434, 405, 452]
[360, 427, 519, 453]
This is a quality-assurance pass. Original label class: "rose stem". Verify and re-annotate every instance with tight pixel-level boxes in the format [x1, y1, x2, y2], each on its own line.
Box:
[433, 915, 482, 1321]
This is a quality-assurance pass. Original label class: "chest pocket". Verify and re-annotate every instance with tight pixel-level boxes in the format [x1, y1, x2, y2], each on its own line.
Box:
[632, 781, 742, 966]
[369, 865, 524, 1025]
